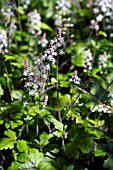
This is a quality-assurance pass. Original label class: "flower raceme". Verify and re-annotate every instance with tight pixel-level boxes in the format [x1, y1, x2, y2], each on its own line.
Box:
[54, 0, 72, 27]
[22, 27, 65, 97]
[88, 0, 113, 37]
[98, 52, 107, 74]
[0, 30, 8, 54]
[28, 9, 42, 35]
[83, 49, 93, 72]
[69, 70, 81, 84]
[42, 27, 65, 64]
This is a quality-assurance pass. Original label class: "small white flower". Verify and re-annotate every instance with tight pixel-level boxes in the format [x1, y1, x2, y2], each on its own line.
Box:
[108, 93, 113, 98]
[110, 100, 113, 106]
[45, 64, 50, 71]
[29, 90, 35, 96]
[96, 14, 103, 22]
[25, 82, 30, 87]
[23, 102, 28, 107]
[98, 104, 108, 113]
[98, 52, 107, 73]
[93, 8, 99, 13]
[59, 49, 65, 55]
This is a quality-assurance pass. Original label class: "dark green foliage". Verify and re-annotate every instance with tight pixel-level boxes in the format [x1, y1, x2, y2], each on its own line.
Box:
[0, 0, 113, 170]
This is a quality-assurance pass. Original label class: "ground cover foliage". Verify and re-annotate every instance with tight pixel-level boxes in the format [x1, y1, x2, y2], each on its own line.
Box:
[1, 0, 113, 169]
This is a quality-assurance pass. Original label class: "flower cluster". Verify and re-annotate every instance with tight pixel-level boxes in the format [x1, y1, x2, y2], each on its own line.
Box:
[1, 4, 17, 46]
[1, 3, 16, 26]
[83, 49, 93, 72]
[54, 0, 74, 44]
[23, 57, 50, 97]
[98, 52, 107, 74]
[8, 21, 17, 46]
[54, 0, 72, 27]
[0, 30, 8, 54]
[42, 27, 65, 64]
[23, 27, 65, 97]
[90, 20, 99, 35]
[28, 9, 42, 35]
[62, 18, 74, 37]
[1, 7, 14, 17]
[87, 0, 113, 20]
[69, 70, 81, 84]
[21, 0, 31, 9]
[87, 0, 113, 37]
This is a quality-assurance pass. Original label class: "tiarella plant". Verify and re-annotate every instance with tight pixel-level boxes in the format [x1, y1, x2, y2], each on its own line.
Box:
[1, 1, 113, 170]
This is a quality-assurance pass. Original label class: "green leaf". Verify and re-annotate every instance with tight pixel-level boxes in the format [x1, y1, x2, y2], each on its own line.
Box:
[66, 143, 79, 159]
[10, 120, 23, 129]
[77, 137, 94, 153]
[0, 130, 17, 150]
[12, 90, 22, 100]
[60, 81, 69, 87]
[17, 140, 28, 152]
[99, 30, 107, 37]
[8, 162, 19, 170]
[39, 161, 56, 170]
[20, 45, 28, 51]
[42, 0, 48, 7]
[50, 77, 57, 85]
[52, 119, 64, 131]
[73, 127, 94, 153]
[60, 94, 71, 106]
[39, 133, 53, 147]
[87, 127, 102, 139]
[0, 138, 16, 150]
[67, 165, 74, 170]
[18, 149, 44, 169]
[29, 105, 39, 116]
[53, 130, 63, 138]
[90, 40, 96, 48]
[4, 129, 17, 139]
[71, 46, 86, 67]
[94, 147, 106, 156]
[103, 156, 113, 170]
[0, 84, 3, 96]
[40, 22, 53, 32]
[0, 77, 7, 87]
[16, 6, 24, 15]
[4, 54, 15, 61]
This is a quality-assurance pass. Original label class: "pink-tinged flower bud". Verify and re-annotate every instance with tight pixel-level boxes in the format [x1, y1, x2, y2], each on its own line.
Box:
[42, 33, 46, 40]
[6, 15, 11, 25]
[69, 70, 81, 84]
[104, 126, 108, 132]
[92, 142, 97, 151]
[42, 95, 48, 107]
[40, 33, 48, 47]
[49, 40, 54, 54]
[24, 59, 29, 70]
[63, 132, 67, 139]
[57, 27, 61, 41]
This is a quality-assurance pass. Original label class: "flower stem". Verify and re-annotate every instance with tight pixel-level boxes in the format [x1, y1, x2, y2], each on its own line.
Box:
[56, 53, 61, 122]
